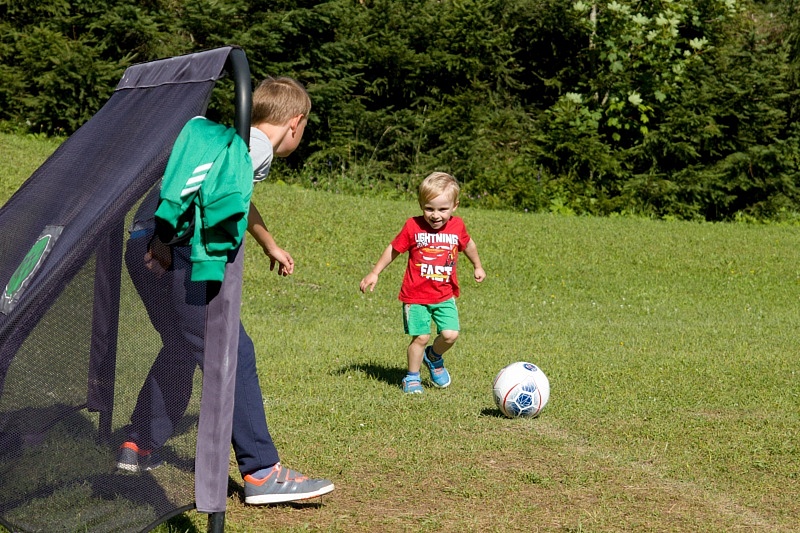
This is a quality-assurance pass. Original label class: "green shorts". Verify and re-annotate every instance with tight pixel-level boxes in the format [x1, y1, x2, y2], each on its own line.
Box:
[402, 298, 460, 336]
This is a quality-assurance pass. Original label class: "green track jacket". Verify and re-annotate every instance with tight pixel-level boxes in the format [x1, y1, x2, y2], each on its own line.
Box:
[155, 116, 253, 282]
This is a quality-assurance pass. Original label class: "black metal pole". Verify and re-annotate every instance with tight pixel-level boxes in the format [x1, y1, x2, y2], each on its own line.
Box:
[229, 46, 252, 145]
[207, 511, 225, 533]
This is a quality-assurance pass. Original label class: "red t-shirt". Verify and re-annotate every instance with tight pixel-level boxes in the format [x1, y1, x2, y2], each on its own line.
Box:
[391, 216, 471, 304]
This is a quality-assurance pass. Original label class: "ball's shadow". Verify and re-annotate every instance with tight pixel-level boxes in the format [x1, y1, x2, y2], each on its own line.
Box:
[479, 407, 508, 418]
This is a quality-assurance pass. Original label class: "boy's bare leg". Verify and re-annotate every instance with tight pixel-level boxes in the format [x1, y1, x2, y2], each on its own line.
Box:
[431, 329, 459, 358]
[407, 334, 429, 373]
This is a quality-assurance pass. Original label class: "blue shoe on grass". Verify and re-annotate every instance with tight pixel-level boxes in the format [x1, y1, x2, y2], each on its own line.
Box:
[423, 346, 451, 388]
[402, 375, 423, 394]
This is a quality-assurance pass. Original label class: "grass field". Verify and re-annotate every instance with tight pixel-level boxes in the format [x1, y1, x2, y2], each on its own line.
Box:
[2, 133, 800, 532]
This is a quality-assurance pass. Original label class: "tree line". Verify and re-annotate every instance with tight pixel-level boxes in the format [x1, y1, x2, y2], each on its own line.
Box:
[2, 0, 798, 221]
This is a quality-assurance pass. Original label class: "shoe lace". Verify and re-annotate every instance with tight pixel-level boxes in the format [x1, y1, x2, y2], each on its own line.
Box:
[277, 465, 309, 482]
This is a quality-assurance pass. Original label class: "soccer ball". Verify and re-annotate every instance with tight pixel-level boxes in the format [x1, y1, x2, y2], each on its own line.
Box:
[492, 362, 550, 418]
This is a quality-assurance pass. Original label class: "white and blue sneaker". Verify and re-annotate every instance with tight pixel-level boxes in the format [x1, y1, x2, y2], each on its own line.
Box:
[402, 375, 424, 394]
[423, 346, 451, 388]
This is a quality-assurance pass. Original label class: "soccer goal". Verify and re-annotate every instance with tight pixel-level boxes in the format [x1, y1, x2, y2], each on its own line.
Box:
[0, 46, 251, 532]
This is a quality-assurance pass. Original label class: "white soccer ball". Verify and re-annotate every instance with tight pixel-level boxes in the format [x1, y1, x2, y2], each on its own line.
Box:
[492, 362, 550, 418]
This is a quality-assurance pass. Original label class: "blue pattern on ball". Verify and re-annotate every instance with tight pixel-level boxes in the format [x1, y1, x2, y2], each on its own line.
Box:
[516, 391, 533, 410]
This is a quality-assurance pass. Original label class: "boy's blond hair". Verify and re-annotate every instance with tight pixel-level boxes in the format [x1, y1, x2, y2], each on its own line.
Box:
[418, 172, 460, 207]
[251, 76, 311, 125]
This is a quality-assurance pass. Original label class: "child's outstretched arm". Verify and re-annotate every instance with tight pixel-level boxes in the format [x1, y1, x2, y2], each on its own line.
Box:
[360, 244, 400, 292]
[463, 239, 486, 282]
[248, 201, 295, 276]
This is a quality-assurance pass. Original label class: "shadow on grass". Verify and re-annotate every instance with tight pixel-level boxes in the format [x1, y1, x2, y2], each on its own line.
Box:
[163, 512, 201, 532]
[479, 407, 508, 418]
[335, 362, 407, 390]
[0, 405, 202, 532]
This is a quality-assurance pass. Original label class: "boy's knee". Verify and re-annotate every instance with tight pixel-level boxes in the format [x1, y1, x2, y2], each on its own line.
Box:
[413, 334, 431, 345]
[440, 330, 459, 344]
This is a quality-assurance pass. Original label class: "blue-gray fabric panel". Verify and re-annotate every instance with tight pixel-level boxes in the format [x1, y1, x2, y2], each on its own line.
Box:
[116, 47, 233, 91]
[195, 242, 244, 512]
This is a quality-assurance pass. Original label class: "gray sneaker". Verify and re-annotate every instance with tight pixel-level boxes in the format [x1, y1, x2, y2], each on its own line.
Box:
[116, 441, 163, 472]
[243, 463, 334, 505]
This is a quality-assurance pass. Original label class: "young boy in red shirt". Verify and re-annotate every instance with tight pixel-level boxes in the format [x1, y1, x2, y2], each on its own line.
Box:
[360, 172, 486, 393]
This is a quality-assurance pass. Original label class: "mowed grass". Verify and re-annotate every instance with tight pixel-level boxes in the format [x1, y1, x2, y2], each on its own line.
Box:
[3, 133, 800, 532]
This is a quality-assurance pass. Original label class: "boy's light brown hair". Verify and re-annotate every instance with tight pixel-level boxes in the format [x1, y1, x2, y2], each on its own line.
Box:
[418, 172, 460, 207]
[251, 76, 311, 125]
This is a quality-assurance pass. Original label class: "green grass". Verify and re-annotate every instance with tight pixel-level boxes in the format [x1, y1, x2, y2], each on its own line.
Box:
[2, 132, 64, 201]
[2, 135, 800, 531]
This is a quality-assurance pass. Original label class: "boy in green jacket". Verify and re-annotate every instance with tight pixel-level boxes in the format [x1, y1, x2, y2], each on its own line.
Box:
[120, 77, 334, 505]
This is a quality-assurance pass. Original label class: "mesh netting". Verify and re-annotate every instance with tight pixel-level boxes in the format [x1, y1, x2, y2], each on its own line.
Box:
[0, 237, 201, 531]
[0, 47, 241, 532]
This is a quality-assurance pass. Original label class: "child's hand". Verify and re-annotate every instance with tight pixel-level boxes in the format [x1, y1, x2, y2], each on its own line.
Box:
[360, 273, 379, 293]
[143, 250, 167, 277]
[263, 245, 294, 276]
[474, 267, 486, 283]
[144, 235, 172, 277]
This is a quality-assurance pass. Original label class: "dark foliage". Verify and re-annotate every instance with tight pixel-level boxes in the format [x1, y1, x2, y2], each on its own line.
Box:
[1, 0, 797, 220]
